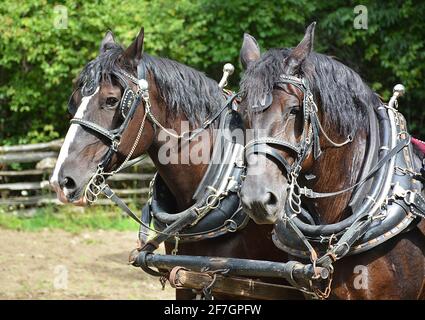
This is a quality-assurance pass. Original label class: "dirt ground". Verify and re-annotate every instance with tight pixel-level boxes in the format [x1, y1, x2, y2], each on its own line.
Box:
[0, 228, 174, 299]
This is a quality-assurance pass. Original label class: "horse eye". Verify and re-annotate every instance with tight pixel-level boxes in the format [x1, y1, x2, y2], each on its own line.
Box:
[289, 106, 301, 115]
[105, 97, 119, 107]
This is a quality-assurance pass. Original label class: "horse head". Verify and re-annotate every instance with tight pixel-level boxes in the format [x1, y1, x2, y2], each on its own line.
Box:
[50, 28, 155, 205]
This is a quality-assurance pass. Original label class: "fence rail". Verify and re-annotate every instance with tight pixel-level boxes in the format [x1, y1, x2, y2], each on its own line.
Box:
[0, 139, 155, 207]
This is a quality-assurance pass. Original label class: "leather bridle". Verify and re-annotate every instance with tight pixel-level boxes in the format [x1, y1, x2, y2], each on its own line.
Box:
[244, 74, 352, 213]
[68, 60, 239, 206]
[70, 65, 148, 172]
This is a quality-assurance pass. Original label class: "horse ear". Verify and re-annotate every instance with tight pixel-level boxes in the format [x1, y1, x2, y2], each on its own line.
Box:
[123, 27, 145, 64]
[99, 30, 116, 53]
[285, 22, 316, 74]
[240, 33, 261, 69]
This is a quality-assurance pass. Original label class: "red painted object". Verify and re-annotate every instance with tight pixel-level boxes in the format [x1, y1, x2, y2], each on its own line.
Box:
[412, 137, 425, 155]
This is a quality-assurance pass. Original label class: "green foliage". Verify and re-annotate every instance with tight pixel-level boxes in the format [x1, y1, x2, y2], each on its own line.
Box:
[1, 0, 424, 145]
[0, 204, 139, 232]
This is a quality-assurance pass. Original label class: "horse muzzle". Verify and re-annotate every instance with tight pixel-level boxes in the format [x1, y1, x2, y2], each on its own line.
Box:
[50, 179, 87, 206]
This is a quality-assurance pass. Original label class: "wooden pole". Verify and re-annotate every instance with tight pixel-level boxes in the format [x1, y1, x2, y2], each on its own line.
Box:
[0, 152, 58, 164]
[0, 139, 63, 153]
[169, 268, 295, 300]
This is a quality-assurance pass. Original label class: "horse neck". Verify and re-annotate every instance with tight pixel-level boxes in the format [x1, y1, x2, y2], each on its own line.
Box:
[304, 126, 368, 224]
[145, 75, 215, 211]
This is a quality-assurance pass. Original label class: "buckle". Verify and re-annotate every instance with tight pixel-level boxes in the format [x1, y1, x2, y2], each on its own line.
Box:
[392, 182, 416, 205]
[112, 139, 120, 151]
[300, 186, 314, 198]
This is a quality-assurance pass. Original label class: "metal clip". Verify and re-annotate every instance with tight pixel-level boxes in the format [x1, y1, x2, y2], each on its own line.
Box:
[392, 182, 407, 198]
[171, 236, 180, 255]
[112, 139, 120, 152]
[300, 186, 314, 198]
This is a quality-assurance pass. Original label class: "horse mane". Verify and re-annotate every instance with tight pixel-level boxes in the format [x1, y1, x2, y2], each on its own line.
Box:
[77, 43, 224, 125]
[240, 48, 383, 136]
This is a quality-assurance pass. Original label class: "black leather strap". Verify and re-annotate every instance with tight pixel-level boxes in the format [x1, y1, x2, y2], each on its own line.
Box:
[103, 185, 144, 225]
[140, 209, 200, 251]
[301, 137, 410, 199]
[70, 118, 117, 142]
[185, 93, 239, 141]
[246, 144, 292, 174]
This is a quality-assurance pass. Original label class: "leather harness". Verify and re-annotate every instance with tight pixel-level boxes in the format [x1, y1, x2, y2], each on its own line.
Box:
[68, 62, 247, 263]
[244, 74, 425, 272]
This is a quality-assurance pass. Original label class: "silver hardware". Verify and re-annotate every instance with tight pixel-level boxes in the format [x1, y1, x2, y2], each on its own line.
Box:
[171, 236, 180, 255]
[225, 219, 238, 232]
[138, 78, 149, 91]
[218, 63, 235, 88]
[393, 84, 405, 97]
[388, 83, 405, 110]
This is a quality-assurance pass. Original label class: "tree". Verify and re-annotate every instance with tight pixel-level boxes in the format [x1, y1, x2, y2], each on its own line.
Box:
[1, 0, 424, 145]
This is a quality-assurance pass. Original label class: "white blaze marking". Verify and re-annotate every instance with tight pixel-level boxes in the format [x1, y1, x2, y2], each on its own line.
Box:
[51, 88, 99, 186]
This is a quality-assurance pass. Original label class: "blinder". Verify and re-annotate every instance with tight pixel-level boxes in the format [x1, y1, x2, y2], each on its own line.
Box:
[69, 65, 146, 173]
[120, 87, 136, 118]
[251, 92, 273, 113]
[68, 68, 138, 120]
[245, 75, 318, 178]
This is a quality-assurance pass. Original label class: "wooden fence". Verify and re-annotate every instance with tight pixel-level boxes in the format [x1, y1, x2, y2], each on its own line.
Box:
[0, 139, 155, 207]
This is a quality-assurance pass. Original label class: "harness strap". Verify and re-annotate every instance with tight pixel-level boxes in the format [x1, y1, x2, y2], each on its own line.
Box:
[300, 137, 411, 199]
[140, 209, 200, 252]
[183, 93, 239, 141]
[70, 118, 118, 142]
[245, 137, 301, 154]
[317, 217, 373, 268]
[104, 181, 202, 252]
[246, 144, 293, 174]
[203, 93, 239, 128]
[102, 185, 145, 225]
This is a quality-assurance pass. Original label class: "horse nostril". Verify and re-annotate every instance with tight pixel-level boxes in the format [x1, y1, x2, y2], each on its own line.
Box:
[61, 176, 76, 190]
[264, 191, 278, 206]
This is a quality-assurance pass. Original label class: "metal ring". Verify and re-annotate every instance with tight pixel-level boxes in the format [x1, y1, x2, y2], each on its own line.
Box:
[225, 219, 238, 232]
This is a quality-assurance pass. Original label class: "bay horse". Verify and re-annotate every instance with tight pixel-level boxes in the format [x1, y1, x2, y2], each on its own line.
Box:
[49, 28, 301, 299]
[239, 22, 425, 299]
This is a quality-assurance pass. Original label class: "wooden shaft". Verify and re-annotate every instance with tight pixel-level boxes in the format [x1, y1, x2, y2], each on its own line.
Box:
[170, 268, 297, 300]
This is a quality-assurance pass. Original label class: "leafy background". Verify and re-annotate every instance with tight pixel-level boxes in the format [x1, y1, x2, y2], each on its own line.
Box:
[1, 0, 424, 145]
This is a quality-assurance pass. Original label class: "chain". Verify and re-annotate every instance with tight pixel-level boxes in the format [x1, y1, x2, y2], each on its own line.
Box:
[142, 94, 184, 139]
[110, 106, 148, 175]
[394, 165, 419, 177]
[147, 172, 157, 205]
[312, 265, 334, 299]
[159, 276, 168, 290]
[84, 99, 149, 205]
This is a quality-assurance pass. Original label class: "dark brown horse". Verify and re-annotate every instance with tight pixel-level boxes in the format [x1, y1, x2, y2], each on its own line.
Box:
[49, 28, 301, 299]
[239, 23, 425, 299]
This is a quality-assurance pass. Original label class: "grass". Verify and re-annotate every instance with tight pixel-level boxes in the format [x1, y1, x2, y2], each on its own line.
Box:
[0, 204, 140, 233]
